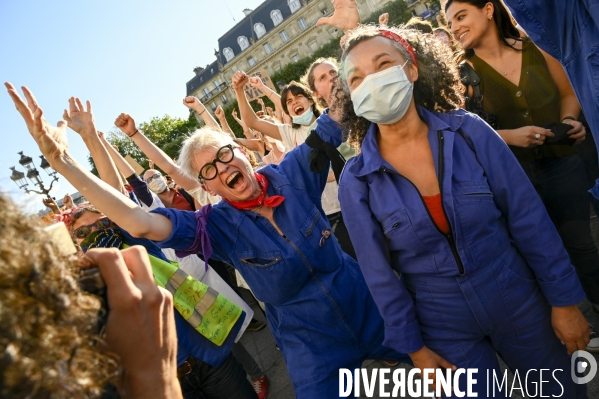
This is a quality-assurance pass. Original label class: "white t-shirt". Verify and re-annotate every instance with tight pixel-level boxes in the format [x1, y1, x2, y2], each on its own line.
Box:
[187, 186, 221, 206]
[277, 123, 341, 215]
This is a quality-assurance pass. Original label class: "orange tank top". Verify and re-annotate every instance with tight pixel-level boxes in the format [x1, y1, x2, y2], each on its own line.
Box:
[422, 193, 450, 234]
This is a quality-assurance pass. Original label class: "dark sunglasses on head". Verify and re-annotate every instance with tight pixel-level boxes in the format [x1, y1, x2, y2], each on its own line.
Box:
[144, 173, 163, 183]
[72, 217, 114, 239]
[198, 144, 235, 181]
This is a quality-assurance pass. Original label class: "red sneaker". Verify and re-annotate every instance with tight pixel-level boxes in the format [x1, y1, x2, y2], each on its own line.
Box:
[383, 361, 399, 366]
[253, 375, 269, 399]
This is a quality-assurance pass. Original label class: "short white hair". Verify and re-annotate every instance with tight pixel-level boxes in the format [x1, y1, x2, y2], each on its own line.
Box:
[178, 127, 238, 180]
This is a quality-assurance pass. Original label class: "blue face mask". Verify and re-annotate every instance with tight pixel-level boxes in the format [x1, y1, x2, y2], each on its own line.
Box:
[292, 108, 315, 125]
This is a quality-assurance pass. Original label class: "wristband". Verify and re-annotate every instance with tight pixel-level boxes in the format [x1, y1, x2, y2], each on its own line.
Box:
[199, 109, 206, 116]
[561, 116, 576, 122]
[128, 129, 139, 138]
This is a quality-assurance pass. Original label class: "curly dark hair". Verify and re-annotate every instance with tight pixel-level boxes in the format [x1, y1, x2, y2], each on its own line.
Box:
[333, 24, 464, 149]
[0, 195, 118, 398]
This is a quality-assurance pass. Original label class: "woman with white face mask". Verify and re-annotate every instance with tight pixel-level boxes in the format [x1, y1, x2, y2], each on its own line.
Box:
[336, 25, 590, 397]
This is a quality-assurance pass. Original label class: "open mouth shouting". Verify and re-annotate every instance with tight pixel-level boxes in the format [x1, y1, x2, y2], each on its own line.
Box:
[294, 105, 305, 115]
[226, 170, 246, 190]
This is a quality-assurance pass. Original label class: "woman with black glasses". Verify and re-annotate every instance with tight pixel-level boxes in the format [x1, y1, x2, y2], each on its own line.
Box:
[7, 83, 409, 399]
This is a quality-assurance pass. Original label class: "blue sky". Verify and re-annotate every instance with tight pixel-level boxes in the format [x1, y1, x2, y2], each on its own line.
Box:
[0, 0, 264, 213]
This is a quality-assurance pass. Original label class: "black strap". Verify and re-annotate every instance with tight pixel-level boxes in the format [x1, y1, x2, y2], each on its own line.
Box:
[459, 62, 498, 129]
[304, 130, 347, 184]
[178, 188, 197, 211]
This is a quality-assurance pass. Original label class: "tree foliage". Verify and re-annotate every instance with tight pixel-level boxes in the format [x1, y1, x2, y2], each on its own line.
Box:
[88, 113, 199, 175]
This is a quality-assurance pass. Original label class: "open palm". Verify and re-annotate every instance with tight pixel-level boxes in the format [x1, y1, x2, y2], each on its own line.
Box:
[5, 82, 69, 166]
[63, 96, 96, 137]
[316, 0, 360, 32]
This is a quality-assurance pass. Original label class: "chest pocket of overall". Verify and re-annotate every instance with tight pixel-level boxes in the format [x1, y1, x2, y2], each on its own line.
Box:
[454, 181, 507, 267]
[236, 249, 301, 304]
[381, 208, 439, 274]
[299, 206, 337, 272]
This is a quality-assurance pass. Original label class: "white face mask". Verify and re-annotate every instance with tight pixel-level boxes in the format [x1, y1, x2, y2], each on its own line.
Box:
[167, 182, 175, 189]
[148, 178, 168, 193]
[292, 108, 314, 125]
[350, 61, 413, 124]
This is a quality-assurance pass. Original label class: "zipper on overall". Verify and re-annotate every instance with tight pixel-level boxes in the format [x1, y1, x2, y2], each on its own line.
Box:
[380, 129, 465, 274]
[267, 211, 354, 332]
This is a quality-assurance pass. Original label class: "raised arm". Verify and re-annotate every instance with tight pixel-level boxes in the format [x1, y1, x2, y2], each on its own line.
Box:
[63, 97, 127, 196]
[214, 106, 235, 138]
[231, 109, 254, 139]
[6, 83, 172, 241]
[114, 113, 202, 192]
[182, 96, 220, 130]
[231, 72, 283, 141]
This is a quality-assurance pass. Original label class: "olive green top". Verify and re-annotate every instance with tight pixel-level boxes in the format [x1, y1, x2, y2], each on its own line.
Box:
[469, 39, 576, 165]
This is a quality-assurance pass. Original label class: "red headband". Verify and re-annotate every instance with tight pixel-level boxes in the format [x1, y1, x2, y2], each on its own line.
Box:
[378, 29, 418, 68]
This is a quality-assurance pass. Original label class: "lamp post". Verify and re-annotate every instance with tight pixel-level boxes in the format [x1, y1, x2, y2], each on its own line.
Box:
[9, 151, 59, 199]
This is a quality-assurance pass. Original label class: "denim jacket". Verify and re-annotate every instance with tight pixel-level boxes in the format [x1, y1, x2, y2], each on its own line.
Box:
[503, 0, 599, 195]
[338, 107, 585, 354]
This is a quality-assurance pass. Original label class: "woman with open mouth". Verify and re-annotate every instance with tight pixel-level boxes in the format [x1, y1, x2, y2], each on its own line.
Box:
[7, 79, 409, 398]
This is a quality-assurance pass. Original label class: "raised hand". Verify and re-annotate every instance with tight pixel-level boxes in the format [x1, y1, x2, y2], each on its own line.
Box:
[43, 197, 60, 214]
[63, 193, 75, 209]
[63, 97, 96, 138]
[379, 12, 389, 26]
[266, 106, 275, 117]
[249, 76, 265, 90]
[182, 96, 202, 111]
[215, 105, 225, 120]
[115, 113, 138, 137]
[232, 109, 241, 123]
[149, 160, 155, 170]
[5, 82, 69, 166]
[316, 0, 360, 32]
[232, 71, 249, 91]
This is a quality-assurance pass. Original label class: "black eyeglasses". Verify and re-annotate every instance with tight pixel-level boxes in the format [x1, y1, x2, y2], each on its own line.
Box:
[144, 173, 162, 184]
[198, 145, 235, 181]
[72, 217, 114, 239]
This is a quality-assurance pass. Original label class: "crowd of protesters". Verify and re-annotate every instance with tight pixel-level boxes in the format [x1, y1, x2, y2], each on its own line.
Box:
[3, 0, 599, 398]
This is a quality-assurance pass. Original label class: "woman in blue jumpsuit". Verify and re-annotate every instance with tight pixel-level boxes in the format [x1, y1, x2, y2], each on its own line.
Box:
[151, 110, 408, 398]
[5, 81, 408, 398]
[335, 26, 590, 397]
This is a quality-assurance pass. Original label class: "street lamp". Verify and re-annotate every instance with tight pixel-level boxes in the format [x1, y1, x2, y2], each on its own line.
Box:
[9, 151, 59, 199]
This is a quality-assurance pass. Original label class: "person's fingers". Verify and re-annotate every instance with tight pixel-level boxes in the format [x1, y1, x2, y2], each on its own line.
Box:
[437, 356, 457, 371]
[84, 248, 139, 303]
[69, 96, 78, 114]
[75, 98, 85, 113]
[86, 100, 92, 113]
[119, 246, 156, 290]
[316, 16, 333, 27]
[5, 83, 36, 127]
[21, 86, 39, 113]
[63, 109, 71, 122]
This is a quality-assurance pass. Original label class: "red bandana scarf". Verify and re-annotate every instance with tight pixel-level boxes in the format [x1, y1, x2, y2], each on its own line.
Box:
[223, 173, 285, 210]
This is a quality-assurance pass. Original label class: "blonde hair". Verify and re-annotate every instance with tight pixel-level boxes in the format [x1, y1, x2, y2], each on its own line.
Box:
[0, 195, 118, 398]
[178, 127, 238, 180]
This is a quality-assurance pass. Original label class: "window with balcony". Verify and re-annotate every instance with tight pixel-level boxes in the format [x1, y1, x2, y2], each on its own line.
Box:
[264, 42, 273, 54]
[254, 23, 266, 39]
[221, 94, 229, 104]
[223, 47, 235, 62]
[271, 9, 283, 26]
[248, 57, 256, 67]
[238, 36, 250, 51]
[203, 88, 211, 97]
[210, 102, 217, 111]
[214, 79, 221, 90]
[288, 0, 301, 13]
[298, 17, 308, 30]
[280, 30, 290, 43]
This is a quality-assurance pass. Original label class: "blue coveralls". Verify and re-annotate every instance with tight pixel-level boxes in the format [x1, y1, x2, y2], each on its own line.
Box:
[338, 107, 588, 398]
[152, 112, 409, 398]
